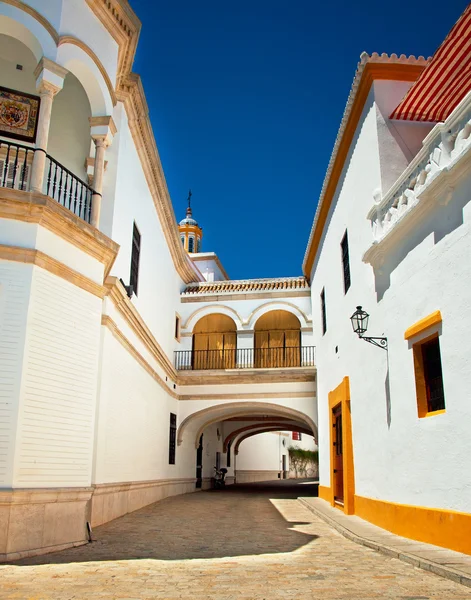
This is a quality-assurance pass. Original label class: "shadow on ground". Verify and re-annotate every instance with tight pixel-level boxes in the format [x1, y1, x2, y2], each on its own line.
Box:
[12, 479, 319, 565]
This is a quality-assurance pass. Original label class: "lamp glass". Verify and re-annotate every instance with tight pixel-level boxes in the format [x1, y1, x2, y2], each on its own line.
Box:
[350, 306, 369, 335]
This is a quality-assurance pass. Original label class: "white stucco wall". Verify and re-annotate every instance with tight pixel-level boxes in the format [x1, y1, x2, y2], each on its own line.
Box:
[104, 104, 186, 362]
[93, 328, 181, 484]
[237, 432, 289, 473]
[48, 72, 91, 182]
[310, 81, 471, 513]
[0, 261, 32, 487]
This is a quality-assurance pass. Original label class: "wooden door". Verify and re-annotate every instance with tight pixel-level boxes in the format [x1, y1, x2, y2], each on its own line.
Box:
[333, 404, 344, 504]
[196, 434, 203, 488]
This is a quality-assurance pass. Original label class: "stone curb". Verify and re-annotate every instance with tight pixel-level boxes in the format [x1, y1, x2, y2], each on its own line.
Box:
[298, 497, 471, 589]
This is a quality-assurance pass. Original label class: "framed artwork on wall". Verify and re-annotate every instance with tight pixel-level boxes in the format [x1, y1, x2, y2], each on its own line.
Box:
[0, 86, 41, 143]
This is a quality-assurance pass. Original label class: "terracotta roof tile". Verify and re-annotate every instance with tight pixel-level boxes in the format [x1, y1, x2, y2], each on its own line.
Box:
[182, 276, 309, 295]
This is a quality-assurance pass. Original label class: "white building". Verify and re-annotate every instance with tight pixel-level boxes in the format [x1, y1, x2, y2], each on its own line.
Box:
[303, 7, 471, 556]
[0, 0, 469, 562]
[0, 0, 316, 560]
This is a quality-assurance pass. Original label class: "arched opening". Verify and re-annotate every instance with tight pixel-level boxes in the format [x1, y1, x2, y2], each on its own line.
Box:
[192, 314, 237, 369]
[177, 402, 317, 490]
[254, 310, 301, 368]
[0, 34, 91, 193]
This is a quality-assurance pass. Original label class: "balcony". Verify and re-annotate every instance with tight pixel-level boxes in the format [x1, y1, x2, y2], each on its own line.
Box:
[175, 346, 316, 371]
[0, 140, 95, 224]
[364, 90, 471, 263]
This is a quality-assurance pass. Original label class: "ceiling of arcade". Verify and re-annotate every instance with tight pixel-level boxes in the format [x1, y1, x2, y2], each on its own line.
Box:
[177, 402, 318, 449]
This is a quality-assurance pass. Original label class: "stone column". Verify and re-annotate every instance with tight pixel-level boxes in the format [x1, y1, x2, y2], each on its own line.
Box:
[89, 116, 116, 229]
[236, 330, 254, 368]
[30, 58, 67, 193]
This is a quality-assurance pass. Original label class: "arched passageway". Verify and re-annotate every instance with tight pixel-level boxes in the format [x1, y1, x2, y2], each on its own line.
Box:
[254, 310, 301, 367]
[192, 314, 237, 369]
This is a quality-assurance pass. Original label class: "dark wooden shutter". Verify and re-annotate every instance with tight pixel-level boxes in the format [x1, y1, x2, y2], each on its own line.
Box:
[130, 222, 141, 295]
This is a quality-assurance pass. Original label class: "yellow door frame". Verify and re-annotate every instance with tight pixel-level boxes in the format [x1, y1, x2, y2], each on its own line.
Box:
[328, 376, 355, 515]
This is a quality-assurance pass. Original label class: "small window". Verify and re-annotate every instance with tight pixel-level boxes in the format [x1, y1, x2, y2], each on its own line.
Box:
[341, 230, 351, 293]
[188, 236, 194, 253]
[169, 413, 177, 464]
[130, 222, 141, 296]
[413, 335, 446, 417]
[292, 432, 302, 441]
[320, 288, 327, 335]
[180, 235, 185, 247]
[175, 314, 181, 341]
[196, 238, 201, 253]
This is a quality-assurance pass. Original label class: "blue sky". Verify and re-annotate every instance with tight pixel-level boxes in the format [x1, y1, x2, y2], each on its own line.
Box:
[130, 0, 468, 280]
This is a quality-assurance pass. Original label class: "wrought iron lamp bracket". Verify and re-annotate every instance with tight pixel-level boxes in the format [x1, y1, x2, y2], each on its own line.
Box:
[358, 335, 388, 350]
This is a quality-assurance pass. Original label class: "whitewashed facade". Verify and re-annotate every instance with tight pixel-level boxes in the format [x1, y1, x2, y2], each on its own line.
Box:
[1, 0, 469, 562]
[0, 0, 317, 560]
[304, 52, 471, 554]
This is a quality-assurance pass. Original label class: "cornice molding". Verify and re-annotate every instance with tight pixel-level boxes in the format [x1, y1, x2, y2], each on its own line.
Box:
[0, 245, 107, 298]
[177, 367, 316, 386]
[102, 315, 179, 399]
[0, 188, 119, 278]
[58, 35, 117, 105]
[1, 0, 60, 43]
[117, 74, 201, 283]
[179, 391, 314, 401]
[302, 55, 428, 279]
[180, 289, 311, 303]
[105, 276, 178, 380]
[84, 0, 141, 86]
[190, 252, 230, 280]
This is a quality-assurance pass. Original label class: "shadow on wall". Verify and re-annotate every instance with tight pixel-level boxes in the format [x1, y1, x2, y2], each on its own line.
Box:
[11, 481, 319, 565]
[373, 182, 470, 302]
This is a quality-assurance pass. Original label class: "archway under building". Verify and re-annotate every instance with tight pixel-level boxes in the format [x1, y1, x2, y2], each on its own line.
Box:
[177, 401, 317, 490]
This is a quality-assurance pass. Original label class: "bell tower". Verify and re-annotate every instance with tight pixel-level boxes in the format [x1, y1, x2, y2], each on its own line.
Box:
[178, 190, 203, 253]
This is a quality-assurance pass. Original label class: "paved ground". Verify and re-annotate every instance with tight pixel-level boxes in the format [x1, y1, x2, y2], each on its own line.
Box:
[1, 480, 470, 599]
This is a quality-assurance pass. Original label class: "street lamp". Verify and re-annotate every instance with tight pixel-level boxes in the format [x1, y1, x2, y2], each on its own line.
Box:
[350, 306, 388, 350]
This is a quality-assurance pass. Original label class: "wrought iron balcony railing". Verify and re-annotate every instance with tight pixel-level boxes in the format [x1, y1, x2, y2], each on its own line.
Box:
[45, 153, 94, 223]
[0, 140, 34, 191]
[0, 140, 95, 224]
[175, 346, 316, 371]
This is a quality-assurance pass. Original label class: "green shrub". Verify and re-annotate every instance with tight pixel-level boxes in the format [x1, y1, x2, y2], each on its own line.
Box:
[288, 446, 318, 478]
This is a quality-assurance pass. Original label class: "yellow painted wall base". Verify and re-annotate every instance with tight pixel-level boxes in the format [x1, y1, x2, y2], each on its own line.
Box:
[355, 495, 471, 555]
[318, 485, 331, 502]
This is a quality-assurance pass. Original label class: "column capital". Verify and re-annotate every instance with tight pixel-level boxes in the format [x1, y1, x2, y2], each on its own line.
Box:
[89, 116, 117, 147]
[34, 57, 67, 96]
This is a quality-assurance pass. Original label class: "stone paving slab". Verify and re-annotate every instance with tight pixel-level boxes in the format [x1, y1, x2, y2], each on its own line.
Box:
[299, 496, 471, 588]
[0, 481, 470, 599]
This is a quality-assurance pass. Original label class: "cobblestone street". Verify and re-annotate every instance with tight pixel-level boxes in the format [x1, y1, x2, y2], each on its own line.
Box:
[1, 481, 469, 599]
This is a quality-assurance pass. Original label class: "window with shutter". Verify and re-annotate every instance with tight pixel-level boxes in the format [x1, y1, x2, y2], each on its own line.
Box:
[320, 288, 327, 335]
[341, 230, 351, 293]
[169, 413, 177, 464]
[130, 222, 141, 296]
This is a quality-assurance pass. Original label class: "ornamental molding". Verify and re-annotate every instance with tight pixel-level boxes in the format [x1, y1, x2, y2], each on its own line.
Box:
[363, 91, 471, 267]
[302, 53, 429, 279]
[0, 244, 107, 297]
[58, 36, 117, 105]
[84, 0, 141, 87]
[117, 74, 202, 284]
[183, 276, 309, 296]
[0, 188, 119, 277]
[0, 0, 60, 43]
[104, 276, 179, 381]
